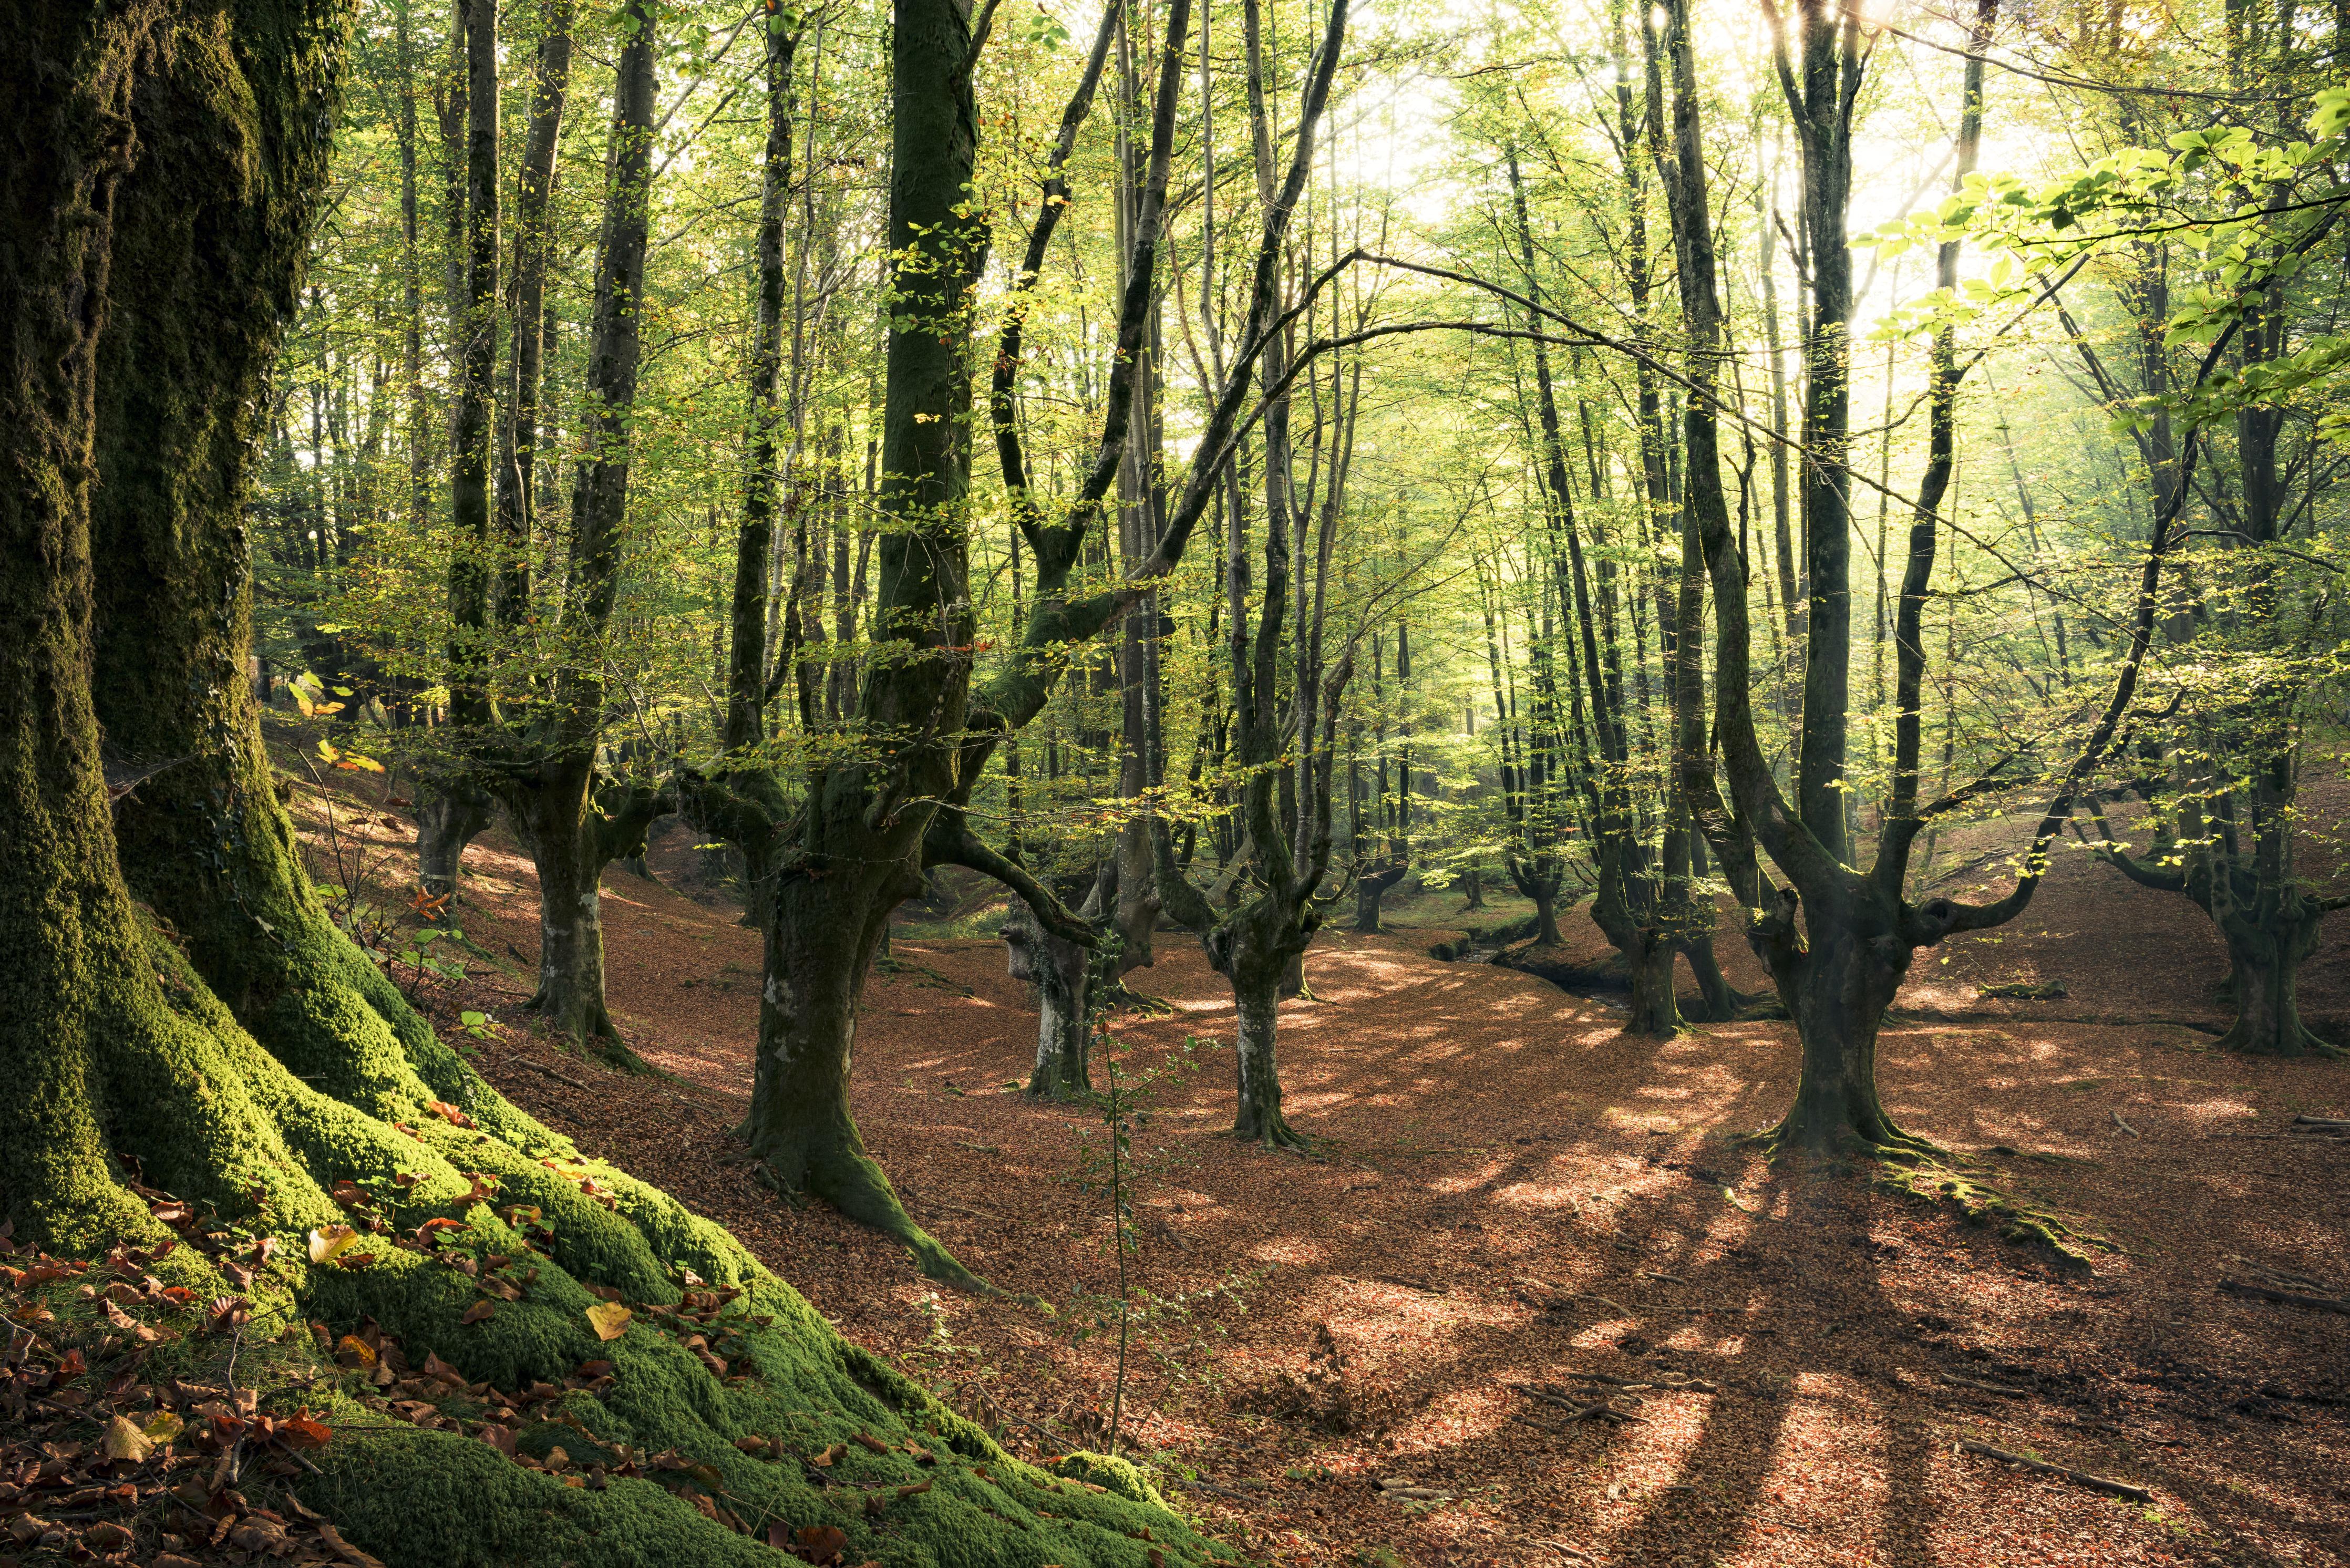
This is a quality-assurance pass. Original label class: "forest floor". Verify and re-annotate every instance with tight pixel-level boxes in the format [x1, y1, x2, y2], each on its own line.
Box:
[282, 773, 2350, 1568]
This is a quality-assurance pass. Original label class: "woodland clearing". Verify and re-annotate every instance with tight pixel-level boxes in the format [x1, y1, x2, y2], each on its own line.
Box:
[325, 781, 2350, 1568]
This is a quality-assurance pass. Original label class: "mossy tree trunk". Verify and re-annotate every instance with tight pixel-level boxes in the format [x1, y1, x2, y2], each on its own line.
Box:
[1507, 857, 1566, 946]
[2090, 800, 2345, 1058]
[504, 757, 664, 1067]
[9, 12, 1220, 1564]
[1353, 863, 1407, 934]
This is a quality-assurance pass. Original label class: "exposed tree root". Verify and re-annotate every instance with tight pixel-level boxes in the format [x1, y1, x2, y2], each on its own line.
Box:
[1872, 1159, 2117, 1276]
[1099, 982, 1177, 1016]
[2214, 1021, 2346, 1060]
[1235, 1112, 1317, 1154]
[753, 1137, 994, 1297]
[14, 922, 1202, 1566]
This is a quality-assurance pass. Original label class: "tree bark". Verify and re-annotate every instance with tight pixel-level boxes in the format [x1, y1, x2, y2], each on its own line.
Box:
[4, 8, 1222, 1563]
[490, 0, 662, 1061]
[494, 0, 576, 625]
[415, 781, 494, 896]
[1353, 863, 1408, 933]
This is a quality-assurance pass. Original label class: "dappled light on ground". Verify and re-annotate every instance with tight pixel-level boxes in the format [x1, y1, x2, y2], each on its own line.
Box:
[384, 816, 2350, 1568]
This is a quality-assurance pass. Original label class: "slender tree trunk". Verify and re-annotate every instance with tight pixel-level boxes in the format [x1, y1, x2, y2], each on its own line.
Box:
[498, 0, 662, 1063]
[494, 0, 576, 625]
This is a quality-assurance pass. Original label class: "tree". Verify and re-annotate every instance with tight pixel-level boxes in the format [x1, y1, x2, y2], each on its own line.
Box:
[8, 3, 1222, 1561]
[485, 0, 671, 1062]
[1651, 0, 2179, 1152]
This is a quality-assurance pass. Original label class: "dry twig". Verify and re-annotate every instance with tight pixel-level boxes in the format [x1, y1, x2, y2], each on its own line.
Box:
[1958, 1440, 2152, 1503]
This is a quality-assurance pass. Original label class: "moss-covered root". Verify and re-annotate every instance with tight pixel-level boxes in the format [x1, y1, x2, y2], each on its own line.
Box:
[1872, 1161, 2116, 1277]
[767, 1133, 995, 1297]
[32, 937, 1216, 1566]
[308, 1287, 1229, 1568]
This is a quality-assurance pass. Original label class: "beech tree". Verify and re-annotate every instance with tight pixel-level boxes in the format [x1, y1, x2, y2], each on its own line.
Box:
[5, 1, 1235, 1562]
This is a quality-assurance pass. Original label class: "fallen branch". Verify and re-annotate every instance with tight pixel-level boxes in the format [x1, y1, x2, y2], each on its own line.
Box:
[2290, 1115, 2350, 1136]
[1957, 1441, 2152, 1504]
[503, 1055, 591, 1091]
[1375, 1481, 1455, 1501]
[1177, 1475, 1253, 1501]
[1508, 1385, 1643, 1423]
[2219, 1278, 2350, 1315]
[2111, 1110, 2139, 1138]
[1940, 1371, 2033, 1398]
[1564, 1371, 1719, 1394]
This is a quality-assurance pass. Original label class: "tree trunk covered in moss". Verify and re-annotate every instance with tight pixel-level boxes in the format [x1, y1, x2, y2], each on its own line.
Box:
[1353, 863, 1407, 934]
[1231, 972, 1293, 1147]
[6, 11, 1221, 1564]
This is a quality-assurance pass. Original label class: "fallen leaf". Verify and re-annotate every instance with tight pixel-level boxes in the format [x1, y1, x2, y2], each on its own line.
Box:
[461, 1301, 497, 1326]
[101, 1414, 153, 1462]
[336, 1334, 378, 1366]
[309, 1225, 360, 1265]
[585, 1301, 632, 1342]
[279, 1409, 333, 1450]
[792, 1523, 849, 1565]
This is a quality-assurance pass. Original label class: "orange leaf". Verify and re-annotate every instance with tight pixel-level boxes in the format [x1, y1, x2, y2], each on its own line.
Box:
[279, 1409, 333, 1451]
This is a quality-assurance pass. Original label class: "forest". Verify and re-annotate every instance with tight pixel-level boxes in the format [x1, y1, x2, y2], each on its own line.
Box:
[3, 0, 2347, 1562]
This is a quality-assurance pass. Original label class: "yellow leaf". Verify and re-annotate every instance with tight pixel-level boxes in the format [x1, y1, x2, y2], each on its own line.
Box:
[101, 1414, 153, 1462]
[336, 1333, 378, 1366]
[585, 1301, 632, 1342]
[308, 1224, 359, 1264]
[140, 1410, 185, 1444]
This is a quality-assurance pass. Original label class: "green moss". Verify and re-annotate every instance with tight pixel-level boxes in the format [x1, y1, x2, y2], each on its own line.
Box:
[29, 884, 1224, 1568]
[1871, 1162, 2116, 1276]
[1050, 1452, 1170, 1511]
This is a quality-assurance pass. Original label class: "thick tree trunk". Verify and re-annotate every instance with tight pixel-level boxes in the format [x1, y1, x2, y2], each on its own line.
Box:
[1277, 950, 1308, 999]
[1531, 884, 1563, 946]
[2217, 909, 2339, 1057]
[510, 769, 616, 1049]
[1678, 935, 1739, 1021]
[1624, 933, 1680, 1037]
[720, 0, 995, 1291]
[746, 866, 983, 1287]
[415, 780, 494, 896]
[1231, 971, 1305, 1148]
[8, 8, 1213, 1564]
[1760, 913, 1921, 1154]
